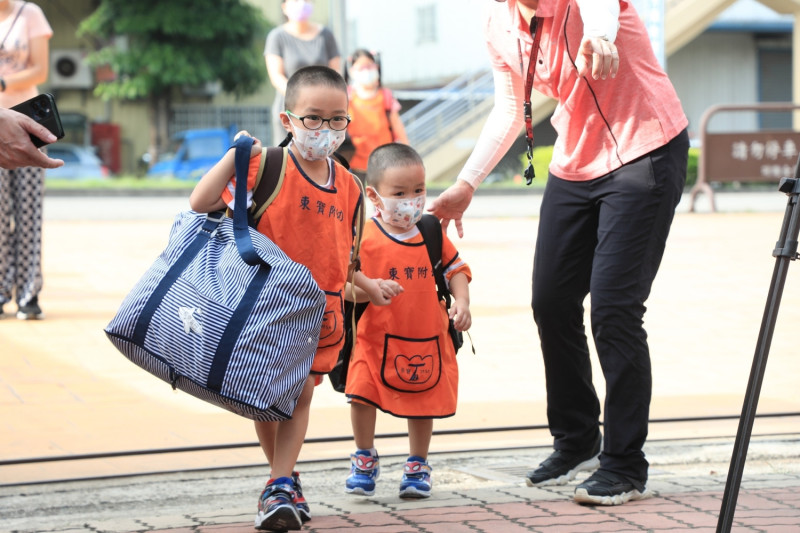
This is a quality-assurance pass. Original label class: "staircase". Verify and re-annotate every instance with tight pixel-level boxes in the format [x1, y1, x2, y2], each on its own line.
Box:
[402, 0, 743, 183]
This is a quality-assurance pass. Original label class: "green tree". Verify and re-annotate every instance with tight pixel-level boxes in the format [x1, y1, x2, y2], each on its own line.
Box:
[78, 0, 269, 165]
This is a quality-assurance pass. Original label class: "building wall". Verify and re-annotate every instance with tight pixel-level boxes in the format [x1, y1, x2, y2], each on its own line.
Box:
[343, 0, 488, 87]
[668, 32, 760, 138]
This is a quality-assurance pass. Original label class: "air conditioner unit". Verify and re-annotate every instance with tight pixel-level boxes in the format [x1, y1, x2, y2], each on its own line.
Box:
[50, 49, 92, 89]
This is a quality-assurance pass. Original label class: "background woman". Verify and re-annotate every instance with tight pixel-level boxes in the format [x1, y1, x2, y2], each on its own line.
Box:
[265, 0, 341, 146]
[345, 49, 408, 178]
[0, 0, 53, 320]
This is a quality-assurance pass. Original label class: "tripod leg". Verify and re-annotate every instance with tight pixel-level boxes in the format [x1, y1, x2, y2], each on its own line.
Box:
[716, 176, 800, 533]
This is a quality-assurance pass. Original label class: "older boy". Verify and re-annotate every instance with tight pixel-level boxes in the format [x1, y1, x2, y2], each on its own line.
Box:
[191, 66, 392, 531]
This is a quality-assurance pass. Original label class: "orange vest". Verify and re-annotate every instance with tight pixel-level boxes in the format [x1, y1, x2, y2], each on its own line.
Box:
[347, 88, 394, 172]
[252, 151, 363, 373]
[345, 219, 470, 418]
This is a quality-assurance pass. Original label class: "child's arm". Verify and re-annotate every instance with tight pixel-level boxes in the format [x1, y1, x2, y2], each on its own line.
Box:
[448, 271, 472, 332]
[352, 271, 403, 305]
[188, 133, 262, 213]
[343, 281, 368, 303]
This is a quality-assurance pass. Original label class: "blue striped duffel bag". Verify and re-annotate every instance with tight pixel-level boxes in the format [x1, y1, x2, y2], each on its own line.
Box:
[104, 137, 325, 421]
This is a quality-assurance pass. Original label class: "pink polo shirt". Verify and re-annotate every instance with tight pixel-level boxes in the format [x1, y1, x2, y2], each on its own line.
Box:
[485, 0, 688, 181]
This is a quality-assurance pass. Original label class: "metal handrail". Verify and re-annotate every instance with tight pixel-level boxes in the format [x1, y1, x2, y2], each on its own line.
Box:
[399, 69, 495, 157]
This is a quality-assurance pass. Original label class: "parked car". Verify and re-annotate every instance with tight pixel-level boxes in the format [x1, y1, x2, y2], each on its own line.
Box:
[147, 128, 234, 180]
[45, 143, 108, 180]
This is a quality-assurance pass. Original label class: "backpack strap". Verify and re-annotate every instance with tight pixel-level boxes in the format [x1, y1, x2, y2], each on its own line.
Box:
[250, 146, 288, 221]
[349, 172, 367, 276]
[382, 87, 394, 112]
[416, 214, 449, 308]
[330, 172, 368, 393]
[416, 214, 473, 354]
[381, 88, 395, 139]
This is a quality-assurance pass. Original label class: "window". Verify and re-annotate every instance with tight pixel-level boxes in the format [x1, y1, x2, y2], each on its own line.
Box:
[416, 4, 437, 44]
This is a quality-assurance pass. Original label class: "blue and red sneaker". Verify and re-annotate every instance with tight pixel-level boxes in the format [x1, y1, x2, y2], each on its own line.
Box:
[291, 471, 311, 523]
[399, 456, 432, 498]
[345, 449, 380, 496]
[255, 476, 301, 531]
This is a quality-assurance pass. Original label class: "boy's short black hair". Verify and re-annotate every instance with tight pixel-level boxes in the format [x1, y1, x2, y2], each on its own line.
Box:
[285, 65, 348, 111]
[366, 143, 424, 187]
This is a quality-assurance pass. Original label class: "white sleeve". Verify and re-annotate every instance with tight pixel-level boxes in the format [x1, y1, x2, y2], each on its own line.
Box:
[456, 69, 525, 189]
[576, 0, 621, 42]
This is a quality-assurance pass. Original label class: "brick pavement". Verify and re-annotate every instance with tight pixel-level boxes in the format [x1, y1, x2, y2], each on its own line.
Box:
[121, 465, 800, 533]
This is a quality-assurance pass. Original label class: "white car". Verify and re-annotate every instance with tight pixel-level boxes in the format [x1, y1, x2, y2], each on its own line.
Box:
[45, 143, 108, 180]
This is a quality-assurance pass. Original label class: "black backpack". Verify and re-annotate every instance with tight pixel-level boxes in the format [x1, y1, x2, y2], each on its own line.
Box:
[329, 214, 466, 393]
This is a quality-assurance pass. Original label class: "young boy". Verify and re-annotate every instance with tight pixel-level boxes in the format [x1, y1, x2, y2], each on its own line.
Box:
[344, 143, 472, 499]
[190, 66, 394, 532]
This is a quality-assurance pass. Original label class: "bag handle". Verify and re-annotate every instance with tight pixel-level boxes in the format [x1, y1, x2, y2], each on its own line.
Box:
[232, 136, 270, 268]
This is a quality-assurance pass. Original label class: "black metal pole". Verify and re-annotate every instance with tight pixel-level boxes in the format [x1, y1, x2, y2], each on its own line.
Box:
[716, 169, 800, 533]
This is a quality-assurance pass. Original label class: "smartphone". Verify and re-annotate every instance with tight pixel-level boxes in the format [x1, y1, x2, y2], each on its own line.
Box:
[11, 93, 65, 148]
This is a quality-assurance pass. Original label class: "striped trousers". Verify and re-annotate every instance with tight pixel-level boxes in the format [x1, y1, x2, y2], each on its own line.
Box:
[0, 164, 44, 307]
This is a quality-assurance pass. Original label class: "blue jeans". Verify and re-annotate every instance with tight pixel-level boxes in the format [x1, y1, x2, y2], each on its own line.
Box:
[531, 129, 689, 484]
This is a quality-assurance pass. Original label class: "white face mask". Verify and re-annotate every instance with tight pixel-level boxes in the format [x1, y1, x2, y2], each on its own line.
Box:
[376, 194, 426, 230]
[350, 68, 379, 87]
[291, 127, 346, 161]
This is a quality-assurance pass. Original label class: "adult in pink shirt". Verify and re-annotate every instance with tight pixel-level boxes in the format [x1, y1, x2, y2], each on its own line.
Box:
[429, 0, 689, 506]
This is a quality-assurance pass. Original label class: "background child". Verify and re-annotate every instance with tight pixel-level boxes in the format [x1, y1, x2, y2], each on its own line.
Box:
[345, 49, 408, 179]
[189, 65, 392, 532]
[343, 143, 472, 499]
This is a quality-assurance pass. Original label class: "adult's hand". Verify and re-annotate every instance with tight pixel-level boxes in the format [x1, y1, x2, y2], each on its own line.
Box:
[428, 179, 475, 238]
[575, 36, 619, 80]
[0, 108, 64, 169]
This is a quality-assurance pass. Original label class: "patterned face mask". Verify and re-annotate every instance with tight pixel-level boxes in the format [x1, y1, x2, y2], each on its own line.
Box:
[376, 194, 426, 230]
[290, 127, 346, 161]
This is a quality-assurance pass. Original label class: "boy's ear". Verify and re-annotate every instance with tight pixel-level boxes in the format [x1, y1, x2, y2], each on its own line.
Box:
[365, 185, 382, 208]
[279, 111, 292, 133]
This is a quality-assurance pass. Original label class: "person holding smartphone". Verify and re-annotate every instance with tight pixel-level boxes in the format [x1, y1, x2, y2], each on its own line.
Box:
[0, 0, 53, 320]
[0, 107, 63, 168]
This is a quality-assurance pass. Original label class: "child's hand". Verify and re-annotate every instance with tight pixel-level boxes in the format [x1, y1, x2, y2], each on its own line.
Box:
[449, 299, 471, 332]
[378, 279, 403, 300]
[367, 278, 403, 306]
[233, 130, 262, 156]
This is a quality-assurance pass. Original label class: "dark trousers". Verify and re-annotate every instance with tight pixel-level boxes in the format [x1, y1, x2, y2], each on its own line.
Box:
[531, 130, 689, 483]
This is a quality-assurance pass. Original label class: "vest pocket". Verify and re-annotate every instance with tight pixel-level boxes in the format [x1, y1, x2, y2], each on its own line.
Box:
[380, 334, 442, 393]
[317, 290, 344, 349]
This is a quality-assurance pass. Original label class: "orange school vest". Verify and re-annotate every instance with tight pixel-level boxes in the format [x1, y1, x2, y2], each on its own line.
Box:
[347, 88, 394, 172]
[345, 219, 470, 418]
[226, 150, 364, 374]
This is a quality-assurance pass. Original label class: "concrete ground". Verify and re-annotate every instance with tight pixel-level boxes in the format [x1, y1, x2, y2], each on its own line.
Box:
[1, 188, 799, 532]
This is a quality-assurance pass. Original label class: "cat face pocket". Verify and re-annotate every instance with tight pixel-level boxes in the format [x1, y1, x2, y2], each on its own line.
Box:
[317, 291, 344, 349]
[381, 334, 442, 393]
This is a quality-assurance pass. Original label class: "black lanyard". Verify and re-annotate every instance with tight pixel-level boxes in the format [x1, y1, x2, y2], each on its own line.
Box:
[516, 16, 542, 184]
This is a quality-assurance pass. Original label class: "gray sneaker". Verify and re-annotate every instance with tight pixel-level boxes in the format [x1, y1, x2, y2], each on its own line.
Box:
[525, 432, 601, 487]
[17, 297, 44, 320]
[574, 469, 653, 505]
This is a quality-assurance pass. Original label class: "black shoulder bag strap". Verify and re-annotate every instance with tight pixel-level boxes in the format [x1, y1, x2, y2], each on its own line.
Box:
[416, 214, 472, 354]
